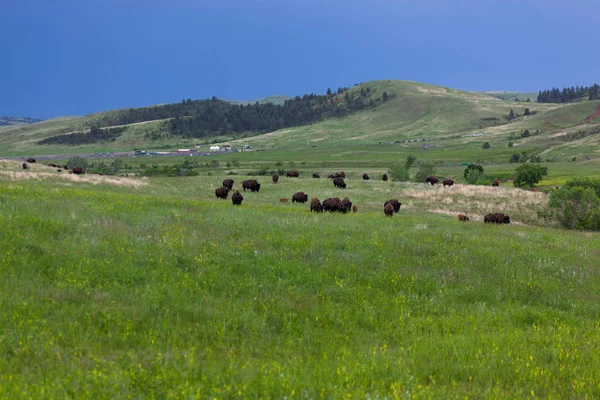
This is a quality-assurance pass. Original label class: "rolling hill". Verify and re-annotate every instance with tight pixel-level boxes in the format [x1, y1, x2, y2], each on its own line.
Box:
[2, 80, 600, 163]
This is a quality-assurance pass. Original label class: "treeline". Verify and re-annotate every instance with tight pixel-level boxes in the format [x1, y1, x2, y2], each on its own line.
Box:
[537, 84, 600, 103]
[38, 126, 128, 145]
[168, 87, 389, 138]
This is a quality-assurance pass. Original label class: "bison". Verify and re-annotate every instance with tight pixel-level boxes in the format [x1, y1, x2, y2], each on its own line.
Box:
[26, 158, 36, 163]
[384, 203, 395, 217]
[222, 179, 234, 190]
[272, 173, 279, 184]
[287, 170, 300, 178]
[484, 213, 510, 224]
[382, 173, 388, 182]
[57, 169, 62, 172]
[242, 180, 261, 192]
[215, 187, 230, 199]
[362, 173, 370, 180]
[426, 176, 439, 185]
[47, 163, 58, 168]
[63, 164, 68, 169]
[443, 178, 454, 188]
[280, 197, 289, 203]
[72, 166, 84, 175]
[310, 197, 323, 212]
[384, 199, 401, 213]
[333, 177, 346, 189]
[22, 163, 29, 170]
[341, 198, 352, 213]
[352, 205, 358, 213]
[231, 190, 243, 205]
[492, 178, 501, 187]
[322, 197, 344, 212]
[312, 173, 320, 178]
[327, 174, 335, 179]
[458, 213, 469, 222]
[292, 192, 308, 203]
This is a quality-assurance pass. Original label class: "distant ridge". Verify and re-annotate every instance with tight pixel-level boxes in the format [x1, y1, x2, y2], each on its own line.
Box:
[0, 116, 43, 127]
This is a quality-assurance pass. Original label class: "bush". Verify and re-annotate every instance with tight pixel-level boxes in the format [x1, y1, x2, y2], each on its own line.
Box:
[508, 141, 514, 148]
[404, 154, 417, 170]
[463, 164, 484, 180]
[564, 178, 600, 198]
[231, 160, 240, 167]
[413, 162, 436, 183]
[540, 186, 600, 230]
[513, 164, 548, 188]
[388, 163, 409, 182]
[67, 156, 88, 170]
[465, 168, 486, 184]
[482, 142, 491, 149]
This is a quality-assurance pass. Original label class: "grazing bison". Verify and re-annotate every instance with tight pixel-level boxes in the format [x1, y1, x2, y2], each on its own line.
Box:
[322, 197, 344, 213]
[426, 176, 439, 185]
[333, 177, 346, 189]
[57, 169, 62, 172]
[457, 213, 469, 222]
[215, 187, 230, 199]
[362, 173, 370, 180]
[63, 164, 68, 169]
[272, 173, 279, 184]
[492, 178, 501, 187]
[280, 197, 289, 203]
[341, 198, 352, 213]
[242, 180, 261, 192]
[292, 192, 308, 203]
[47, 163, 58, 168]
[484, 213, 510, 224]
[443, 178, 454, 187]
[384, 203, 395, 217]
[287, 170, 300, 178]
[222, 179, 234, 190]
[231, 190, 243, 206]
[72, 166, 84, 175]
[26, 158, 36, 163]
[352, 205, 358, 213]
[22, 163, 29, 170]
[384, 199, 401, 213]
[327, 174, 335, 179]
[312, 173, 320, 178]
[310, 197, 323, 212]
[382, 173, 388, 181]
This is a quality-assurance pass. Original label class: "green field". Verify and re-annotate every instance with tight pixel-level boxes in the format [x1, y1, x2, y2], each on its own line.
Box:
[1, 158, 599, 397]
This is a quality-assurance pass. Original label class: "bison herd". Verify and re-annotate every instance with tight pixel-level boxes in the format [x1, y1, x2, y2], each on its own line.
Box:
[21, 158, 85, 175]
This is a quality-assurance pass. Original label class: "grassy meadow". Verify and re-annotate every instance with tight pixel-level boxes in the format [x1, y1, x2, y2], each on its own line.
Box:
[1, 159, 600, 397]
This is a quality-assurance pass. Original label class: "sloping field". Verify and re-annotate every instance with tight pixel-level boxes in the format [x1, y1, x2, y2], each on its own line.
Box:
[0, 165, 599, 397]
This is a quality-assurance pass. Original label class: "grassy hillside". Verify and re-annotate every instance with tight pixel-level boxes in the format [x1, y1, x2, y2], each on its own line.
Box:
[0, 116, 43, 130]
[227, 95, 292, 106]
[1, 159, 599, 397]
[480, 91, 538, 102]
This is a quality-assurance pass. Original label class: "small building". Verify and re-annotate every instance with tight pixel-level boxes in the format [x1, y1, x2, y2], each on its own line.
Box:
[210, 145, 221, 152]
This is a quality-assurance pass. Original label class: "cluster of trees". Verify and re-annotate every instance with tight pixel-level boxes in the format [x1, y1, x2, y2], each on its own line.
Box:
[510, 152, 543, 163]
[540, 178, 600, 231]
[38, 126, 127, 145]
[140, 159, 200, 177]
[537, 84, 600, 103]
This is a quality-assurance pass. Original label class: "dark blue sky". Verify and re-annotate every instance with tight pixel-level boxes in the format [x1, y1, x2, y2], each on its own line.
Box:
[2, 0, 598, 119]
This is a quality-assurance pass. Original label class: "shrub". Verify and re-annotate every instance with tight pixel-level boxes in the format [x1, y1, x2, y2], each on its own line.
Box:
[508, 141, 514, 148]
[231, 160, 240, 167]
[413, 162, 436, 183]
[405, 154, 417, 170]
[388, 163, 409, 182]
[540, 186, 600, 230]
[465, 168, 486, 184]
[67, 156, 88, 170]
[463, 164, 484, 180]
[564, 178, 600, 197]
[482, 142, 491, 149]
[513, 164, 548, 188]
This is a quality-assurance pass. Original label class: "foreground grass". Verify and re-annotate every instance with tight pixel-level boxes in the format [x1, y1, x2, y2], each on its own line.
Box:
[1, 177, 599, 397]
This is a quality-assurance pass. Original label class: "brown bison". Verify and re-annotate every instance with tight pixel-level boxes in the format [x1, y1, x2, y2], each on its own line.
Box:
[287, 170, 300, 178]
[280, 197, 289, 203]
[382, 173, 388, 181]
[292, 192, 308, 203]
[443, 178, 454, 187]
[362, 173, 370, 180]
[47, 163, 58, 168]
[426, 176, 439, 185]
[26, 158, 36, 163]
[72, 166, 84, 175]
[312, 173, 320, 178]
[341, 198, 352, 213]
[63, 164, 68, 169]
[327, 174, 335, 179]
[272, 173, 279, 184]
[492, 178, 501, 187]
[57, 169, 62, 172]
[484, 213, 510, 224]
[231, 190, 243, 205]
[352, 205, 358, 213]
[22, 163, 29, 170]
[323, 197, 345, 212]
[384, 199, 401, 213]
[458, 213, 469, 222]
[215, 187, 230, 199]
[222, 179, 234, 190]
[384, 203, 395, 216]
[242, 180, 261, 192]
[310, 197, 323, 212]
[333, 177, 346, 189]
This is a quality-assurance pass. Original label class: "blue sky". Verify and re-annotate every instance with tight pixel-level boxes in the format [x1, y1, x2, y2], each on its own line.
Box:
[1, 0, 598, 119]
